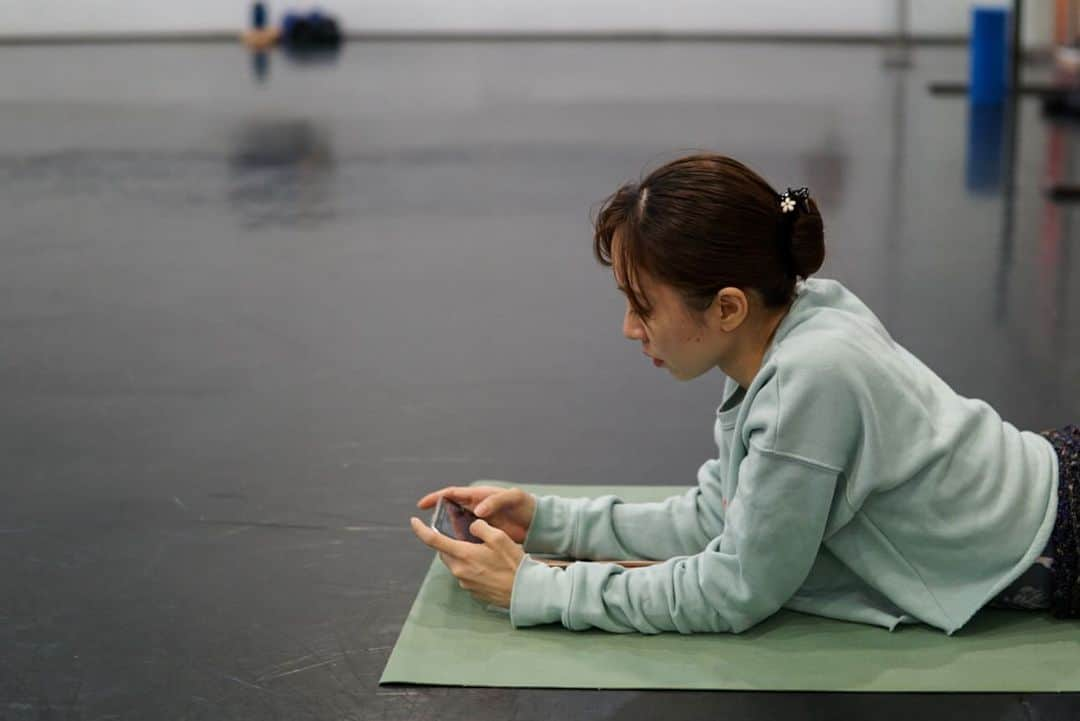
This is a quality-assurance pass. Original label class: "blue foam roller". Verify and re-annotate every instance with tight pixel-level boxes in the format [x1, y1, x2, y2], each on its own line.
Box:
[970, 6, 1009, 104]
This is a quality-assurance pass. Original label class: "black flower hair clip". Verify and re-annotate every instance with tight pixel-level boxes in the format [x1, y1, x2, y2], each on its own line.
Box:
[779, 187, 810, 215]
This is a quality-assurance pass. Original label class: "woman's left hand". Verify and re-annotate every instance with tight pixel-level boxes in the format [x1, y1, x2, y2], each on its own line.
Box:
[410, 516, 525, 609]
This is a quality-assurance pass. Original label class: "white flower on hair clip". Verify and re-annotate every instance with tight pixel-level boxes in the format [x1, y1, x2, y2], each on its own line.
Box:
[779, 187, 809, 214]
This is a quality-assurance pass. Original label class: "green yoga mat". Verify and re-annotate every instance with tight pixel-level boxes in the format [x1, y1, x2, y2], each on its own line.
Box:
[381, 482, 1080, 692]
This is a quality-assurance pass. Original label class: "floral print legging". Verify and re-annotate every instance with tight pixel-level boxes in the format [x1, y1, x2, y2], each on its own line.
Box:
[988, 424, 1079, 619]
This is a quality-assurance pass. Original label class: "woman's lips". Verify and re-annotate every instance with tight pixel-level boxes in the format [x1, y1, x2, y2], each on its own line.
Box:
[643, 351, 664, 367]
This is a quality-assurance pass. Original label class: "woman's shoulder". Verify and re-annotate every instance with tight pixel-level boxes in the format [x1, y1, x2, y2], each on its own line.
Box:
[745, 324, 893, 464]
[777, 278, 895, 364]
[760, 290, 906, 411]
[770, 324, 899, 404]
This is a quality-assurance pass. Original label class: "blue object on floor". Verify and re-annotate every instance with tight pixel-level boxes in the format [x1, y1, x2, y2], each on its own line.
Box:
[281, 11, 300, 36]
[970, 6, 1010, 104]
[251, 2, 268, 30]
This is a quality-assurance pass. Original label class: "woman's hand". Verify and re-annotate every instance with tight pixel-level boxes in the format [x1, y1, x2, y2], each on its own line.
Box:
[409, 517, 525, 608]
[416, 486, 536, 544]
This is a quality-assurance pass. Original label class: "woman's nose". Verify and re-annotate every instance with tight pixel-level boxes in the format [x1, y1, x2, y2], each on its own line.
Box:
[623, 307, 645, 341]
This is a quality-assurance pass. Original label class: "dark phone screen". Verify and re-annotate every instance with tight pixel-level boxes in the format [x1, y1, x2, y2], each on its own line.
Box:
[431, 497, 482, 543]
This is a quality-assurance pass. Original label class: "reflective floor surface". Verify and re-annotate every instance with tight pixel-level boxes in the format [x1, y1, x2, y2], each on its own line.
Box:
[1, 40, 1077, 720]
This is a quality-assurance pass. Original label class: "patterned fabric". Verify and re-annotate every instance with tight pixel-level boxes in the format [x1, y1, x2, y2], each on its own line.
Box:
[988, 424, 1079, 616]
[1041, 424, 1080, 618]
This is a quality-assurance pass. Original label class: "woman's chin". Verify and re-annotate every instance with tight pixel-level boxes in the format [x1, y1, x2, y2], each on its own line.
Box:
[672, 365, 713, 382]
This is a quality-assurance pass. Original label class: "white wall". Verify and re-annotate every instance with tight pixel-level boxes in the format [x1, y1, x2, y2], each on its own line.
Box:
[0, 0, 1050, 46]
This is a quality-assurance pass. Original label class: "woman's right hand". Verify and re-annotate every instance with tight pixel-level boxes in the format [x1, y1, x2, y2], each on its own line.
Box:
[416, 486, 536, 544]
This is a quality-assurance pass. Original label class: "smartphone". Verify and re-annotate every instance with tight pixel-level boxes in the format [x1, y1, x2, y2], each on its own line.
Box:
[430, 496, 482, 543]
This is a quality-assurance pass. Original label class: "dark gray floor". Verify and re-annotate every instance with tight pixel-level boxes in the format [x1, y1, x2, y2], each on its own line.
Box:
[1, 40, 1078, 720]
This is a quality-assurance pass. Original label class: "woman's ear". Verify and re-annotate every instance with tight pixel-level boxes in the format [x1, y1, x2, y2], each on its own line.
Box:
[713, 288, 748, 331]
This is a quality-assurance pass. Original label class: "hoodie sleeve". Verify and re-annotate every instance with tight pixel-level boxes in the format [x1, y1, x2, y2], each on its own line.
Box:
[511, 448, 839, 634]
[522, 457, 728, 562]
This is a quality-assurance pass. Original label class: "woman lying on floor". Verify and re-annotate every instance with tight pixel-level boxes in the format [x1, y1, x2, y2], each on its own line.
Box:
[411, 153, 1078, 634]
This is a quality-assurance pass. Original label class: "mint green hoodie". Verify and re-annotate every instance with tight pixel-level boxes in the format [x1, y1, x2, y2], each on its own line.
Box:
[510, 278, 1059, 635]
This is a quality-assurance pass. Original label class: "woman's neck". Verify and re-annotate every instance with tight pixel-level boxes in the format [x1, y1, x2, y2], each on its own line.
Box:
[724, 302, 792, 390]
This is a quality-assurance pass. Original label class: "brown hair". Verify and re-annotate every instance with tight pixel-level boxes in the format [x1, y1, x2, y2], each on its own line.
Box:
[592, 153, 825, 322]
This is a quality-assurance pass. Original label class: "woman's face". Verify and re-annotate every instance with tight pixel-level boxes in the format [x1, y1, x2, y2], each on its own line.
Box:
[612, 234, 735, 382]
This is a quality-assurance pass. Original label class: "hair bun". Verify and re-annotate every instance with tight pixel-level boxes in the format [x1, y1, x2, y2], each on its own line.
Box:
[789, 197, 825, 279]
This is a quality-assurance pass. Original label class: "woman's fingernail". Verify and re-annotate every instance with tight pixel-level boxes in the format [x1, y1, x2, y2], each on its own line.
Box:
[474, 504, 486, 515]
